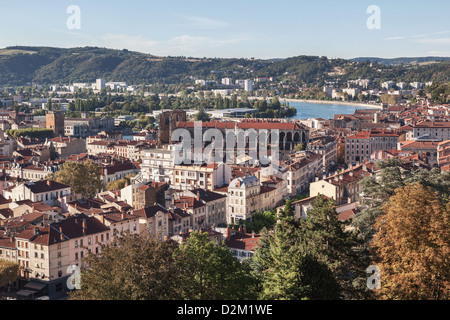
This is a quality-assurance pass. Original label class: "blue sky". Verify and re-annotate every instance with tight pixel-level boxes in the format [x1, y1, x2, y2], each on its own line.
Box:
[1, 0, 449, 59]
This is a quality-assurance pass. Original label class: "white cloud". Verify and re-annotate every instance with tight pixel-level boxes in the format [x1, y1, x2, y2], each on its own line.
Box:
[172, 13, 230, 28]
[383, 34, 427, 41]
[428, 50, 450, 56]
[99, 33, 251, 56]
[416, 37, 450, 45]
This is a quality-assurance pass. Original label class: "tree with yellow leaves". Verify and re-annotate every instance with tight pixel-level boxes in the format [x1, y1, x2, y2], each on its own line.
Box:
[371, 183, 450, 300]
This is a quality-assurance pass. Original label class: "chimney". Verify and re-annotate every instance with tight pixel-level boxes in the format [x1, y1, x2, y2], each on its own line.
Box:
[82, 219, 87, 233]
[34, 227, 39, 236]
[59, 226, 64, 241]
[251, 231, 255, 238]
[226, 227, 231, 239]
[47, 180, 51, 187]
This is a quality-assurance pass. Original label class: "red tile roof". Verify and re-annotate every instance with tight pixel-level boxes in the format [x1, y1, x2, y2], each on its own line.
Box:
[225, 231, 261, 252]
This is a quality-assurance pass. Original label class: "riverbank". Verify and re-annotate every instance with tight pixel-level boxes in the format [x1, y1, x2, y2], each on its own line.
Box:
[247, 96, 382, 109]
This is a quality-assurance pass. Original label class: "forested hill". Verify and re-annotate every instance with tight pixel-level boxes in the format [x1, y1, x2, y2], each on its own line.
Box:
[351, 56, 450, 66]
[0, 46, 449, 86]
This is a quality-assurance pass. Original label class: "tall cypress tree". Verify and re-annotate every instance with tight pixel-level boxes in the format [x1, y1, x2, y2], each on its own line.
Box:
[254, 205, 341, 300]
[300, 195, 365, 299]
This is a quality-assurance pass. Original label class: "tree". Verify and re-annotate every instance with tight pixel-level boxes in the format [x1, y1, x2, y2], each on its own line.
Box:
[194, 108, 210, 122]
[240, 210, 277, 233]
[70, 232, 180, 300]
[106, 174, 136, 191]
[253, 212, 340, 300]
[300, 195, 363, 298]
[54, 161, 103, 198]
[173, 231, 257, 300]
[0, 260, 19, 289]
[293, 143, 304, 152]
[353, 159, 450, 243]
[106, 179, 127, 191]
[371, 183, 450, 300]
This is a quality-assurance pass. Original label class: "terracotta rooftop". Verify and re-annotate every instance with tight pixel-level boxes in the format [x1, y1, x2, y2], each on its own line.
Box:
[225, 230, 261, 252]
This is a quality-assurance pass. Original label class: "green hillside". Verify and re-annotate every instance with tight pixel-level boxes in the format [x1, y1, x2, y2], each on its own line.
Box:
[0, 46, 449, 86]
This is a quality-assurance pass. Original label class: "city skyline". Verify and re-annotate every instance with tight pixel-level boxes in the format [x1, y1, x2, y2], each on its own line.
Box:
[1, 0, 450, 59]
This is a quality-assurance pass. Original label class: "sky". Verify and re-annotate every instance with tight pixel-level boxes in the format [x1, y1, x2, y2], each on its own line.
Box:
[1, 0, 449, 59]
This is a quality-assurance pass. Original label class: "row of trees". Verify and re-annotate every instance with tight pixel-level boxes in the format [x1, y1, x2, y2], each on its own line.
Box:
[67, 158, 449, 300]
[6, 128, 54, 139]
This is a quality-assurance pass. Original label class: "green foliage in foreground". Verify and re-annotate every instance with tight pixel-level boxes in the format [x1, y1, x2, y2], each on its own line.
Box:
[0, 260, 19, 288]
[69, 231, 258, 300]
[70, 196, 369, 301]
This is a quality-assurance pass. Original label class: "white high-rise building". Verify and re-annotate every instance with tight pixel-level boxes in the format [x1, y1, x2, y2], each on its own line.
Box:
[222, 78, 232, 86]
[96, 78, 106, 90]
[244, 80, 253, 92]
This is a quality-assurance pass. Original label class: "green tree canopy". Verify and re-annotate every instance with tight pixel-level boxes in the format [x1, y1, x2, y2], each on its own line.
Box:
[253, 214, 341, 300]
[194, 108, 211, 122]
[54, 161, 103, 198]
[6, 128, 54, 139]
[70, 232, 180, 300]
[70, 231, 258, 300]
[173, 231, 258, 300]
[0, 260, 19, 288]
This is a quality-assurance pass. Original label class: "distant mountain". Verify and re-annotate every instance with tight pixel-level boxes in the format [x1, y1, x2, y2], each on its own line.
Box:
[351, 56, 450, 66]
[0, 46, 449, 86]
